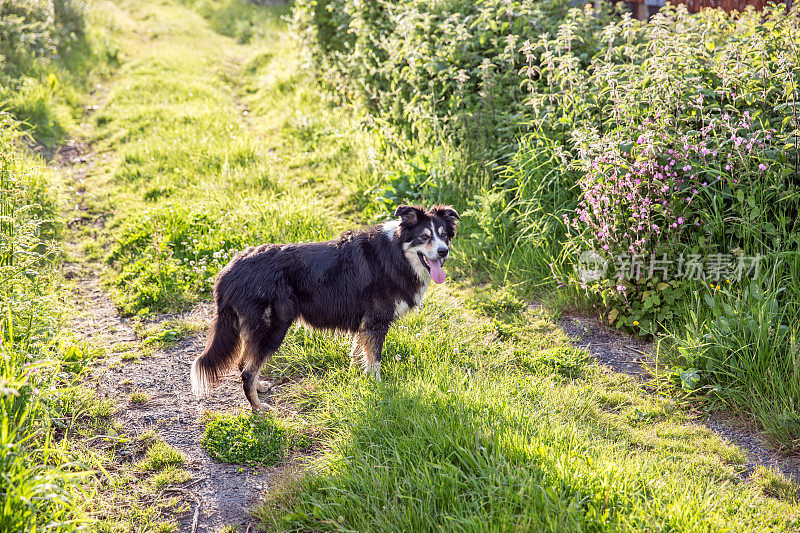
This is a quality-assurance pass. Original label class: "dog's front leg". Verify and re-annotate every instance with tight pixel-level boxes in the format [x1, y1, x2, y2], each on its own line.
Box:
[362, 319, 390, 382]
[349, 332, 366, 369]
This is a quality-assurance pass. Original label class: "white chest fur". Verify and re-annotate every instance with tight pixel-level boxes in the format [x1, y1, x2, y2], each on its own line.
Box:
[395, 282, 429, 318]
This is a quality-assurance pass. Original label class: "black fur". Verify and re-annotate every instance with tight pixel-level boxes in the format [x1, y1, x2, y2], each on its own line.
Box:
[191, 204, 459, 410]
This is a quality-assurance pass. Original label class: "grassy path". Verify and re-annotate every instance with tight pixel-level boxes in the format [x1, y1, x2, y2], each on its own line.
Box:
[58, 0, 342, 529]
[61, 139, 269, 530]
[60, 0, 800, 530]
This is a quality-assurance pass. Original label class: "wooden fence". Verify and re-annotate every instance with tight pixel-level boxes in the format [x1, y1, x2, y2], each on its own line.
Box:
[625, 0, 792, 19]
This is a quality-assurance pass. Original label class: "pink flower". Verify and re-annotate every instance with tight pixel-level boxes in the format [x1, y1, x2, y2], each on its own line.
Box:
[759, 163, 767, 171]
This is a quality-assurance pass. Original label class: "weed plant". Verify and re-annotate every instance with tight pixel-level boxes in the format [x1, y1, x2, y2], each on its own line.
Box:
[202, 411, 308, 466]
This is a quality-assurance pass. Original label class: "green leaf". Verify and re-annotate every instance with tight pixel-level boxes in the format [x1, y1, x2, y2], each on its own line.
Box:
[680, 369, 702, 392]
[704, 293, 715, 308]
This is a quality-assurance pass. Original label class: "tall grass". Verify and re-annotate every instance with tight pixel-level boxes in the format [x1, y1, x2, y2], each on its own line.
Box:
[0, 115, 88, 531]
[668, 255, 800, 449]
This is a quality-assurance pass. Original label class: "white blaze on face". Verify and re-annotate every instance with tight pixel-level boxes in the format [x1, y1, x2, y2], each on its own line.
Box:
[397, 218, 450, 284]
[426, 221, 448, 284]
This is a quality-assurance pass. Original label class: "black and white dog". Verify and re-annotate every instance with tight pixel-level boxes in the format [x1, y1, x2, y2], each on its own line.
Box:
[190, 204, 460, 411]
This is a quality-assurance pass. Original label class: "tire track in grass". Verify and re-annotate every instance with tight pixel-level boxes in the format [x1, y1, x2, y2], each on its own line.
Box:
[56, 0, 800, 529]
[561, 312, 800, 482]
[55, 1, 323, 528]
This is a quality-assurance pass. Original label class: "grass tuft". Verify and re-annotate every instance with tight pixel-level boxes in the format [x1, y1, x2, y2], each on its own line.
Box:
[138, 441, 186, 472]
[754, 466, 799, 502]
[130, 391, 148, 404]
[201, 411, 307, 466]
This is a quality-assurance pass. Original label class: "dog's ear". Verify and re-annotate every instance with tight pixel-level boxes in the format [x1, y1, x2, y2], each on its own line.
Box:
[394, 205, 425, 226]
[429, 205, 460, 237]
[429, 205, 460, 222]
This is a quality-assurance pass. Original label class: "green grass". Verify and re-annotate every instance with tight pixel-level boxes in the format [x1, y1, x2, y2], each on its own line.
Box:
[137, 316, 204, 348]
[24, 0, 800, 530]
[0, 0, 119, 145]
[83, 0, 372, 315]
[0, 114, 106, 530]
[254, 286, 799, 531]
[137, 441, 186, 472]
[202, 411, 308, 466]
[665, 265, 800, 450]
[88, 435, 193, 531]
[130, 391, 148, 404]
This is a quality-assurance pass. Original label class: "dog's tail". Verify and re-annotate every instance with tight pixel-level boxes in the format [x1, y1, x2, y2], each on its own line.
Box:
[191, 305, 241, 397]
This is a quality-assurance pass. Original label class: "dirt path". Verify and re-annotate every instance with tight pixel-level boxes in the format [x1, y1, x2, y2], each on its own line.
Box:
[561, 313, 800, 483]
[59, 141, 277, 532]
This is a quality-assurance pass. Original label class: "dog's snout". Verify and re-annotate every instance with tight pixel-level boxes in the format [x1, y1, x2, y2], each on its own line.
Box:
[437, 247, 449, 258]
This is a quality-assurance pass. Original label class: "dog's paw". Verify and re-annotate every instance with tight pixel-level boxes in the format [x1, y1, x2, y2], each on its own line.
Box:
[256, 379, 273, 393]
[364, 361, 381, 382]
[251, 401, 276, 413]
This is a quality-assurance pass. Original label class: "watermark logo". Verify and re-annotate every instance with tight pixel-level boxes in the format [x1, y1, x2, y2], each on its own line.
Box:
[578, 251, 761, 282]
[577, 250, 609, 282]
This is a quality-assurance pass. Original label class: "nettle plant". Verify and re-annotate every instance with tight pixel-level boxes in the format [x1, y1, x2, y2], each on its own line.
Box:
[567, 110, 783, 334]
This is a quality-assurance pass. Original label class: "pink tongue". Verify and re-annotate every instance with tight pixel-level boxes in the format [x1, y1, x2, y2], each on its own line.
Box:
[428, 258, 446, 284]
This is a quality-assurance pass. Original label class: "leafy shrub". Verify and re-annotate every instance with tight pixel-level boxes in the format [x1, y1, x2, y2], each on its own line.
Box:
[566, 108, 790, 332]
[202, 411, 308, 466]
[297, 0, 800, 446]
[299, 0, 800, 315]
[0, 0, 115, 145]
[0, 0, 87, 63]
[294, 0, 616, 150]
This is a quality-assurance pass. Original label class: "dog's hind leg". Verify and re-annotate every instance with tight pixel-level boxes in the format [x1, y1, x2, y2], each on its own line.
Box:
[242, 355, 273, 412]
[240, 310, 292, 412]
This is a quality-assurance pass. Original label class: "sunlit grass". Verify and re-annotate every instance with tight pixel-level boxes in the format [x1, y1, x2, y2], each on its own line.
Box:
[88, 0, 374, 315]
[11, 0, 795, 530]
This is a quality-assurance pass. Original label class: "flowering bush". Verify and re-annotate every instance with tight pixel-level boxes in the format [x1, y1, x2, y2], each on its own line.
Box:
[297, 0, 800, 450]
[565, 109, 785, 332]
